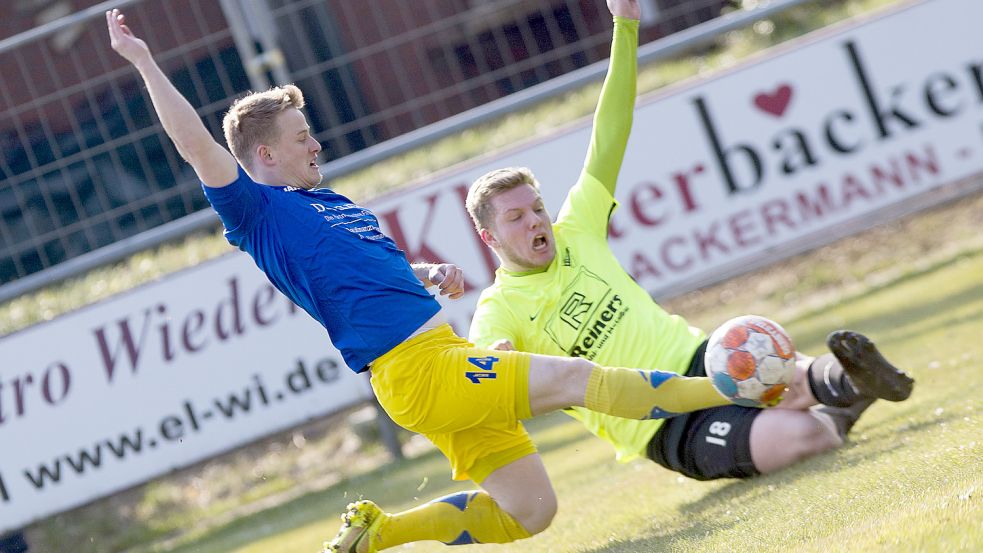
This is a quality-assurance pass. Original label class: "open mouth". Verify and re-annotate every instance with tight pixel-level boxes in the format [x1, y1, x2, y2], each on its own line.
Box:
[532, 234, 548, 251]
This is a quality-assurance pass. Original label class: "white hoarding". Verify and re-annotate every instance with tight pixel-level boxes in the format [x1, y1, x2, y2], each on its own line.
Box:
[2, 0, 981, 532]
[370, 0, 983, 309]
[0, 255, 375, 531]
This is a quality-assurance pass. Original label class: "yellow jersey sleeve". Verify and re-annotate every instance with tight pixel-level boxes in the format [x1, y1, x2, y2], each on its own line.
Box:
[583, 16, 638, 189]
[556, 16, 638, 238]
[555, 172, 618, 240]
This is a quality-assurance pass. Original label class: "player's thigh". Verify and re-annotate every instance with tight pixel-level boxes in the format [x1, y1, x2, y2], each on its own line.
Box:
[373, 343, 532, 435]
[749, 408, 841, 472]
[650, 405, 760, 480]
[428, 423, 538, 483]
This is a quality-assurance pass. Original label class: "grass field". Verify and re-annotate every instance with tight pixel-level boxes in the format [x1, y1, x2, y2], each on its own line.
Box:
[12, 0, 982, 551]
[141, 205, 979, 553]
[21, 197, 982, 553]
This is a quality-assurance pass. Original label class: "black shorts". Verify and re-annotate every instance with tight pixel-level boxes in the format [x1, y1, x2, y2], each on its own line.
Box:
[647, 341, 762, 480]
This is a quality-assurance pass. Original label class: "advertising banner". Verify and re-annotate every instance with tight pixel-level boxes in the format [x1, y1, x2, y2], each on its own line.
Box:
[2, 0, 980, 532]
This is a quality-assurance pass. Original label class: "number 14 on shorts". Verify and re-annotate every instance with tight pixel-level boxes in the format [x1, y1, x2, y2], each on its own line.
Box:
[465, 356, 499, 384]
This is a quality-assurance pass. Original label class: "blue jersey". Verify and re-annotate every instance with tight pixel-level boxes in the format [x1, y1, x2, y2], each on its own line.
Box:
[202, 166, 441, 372]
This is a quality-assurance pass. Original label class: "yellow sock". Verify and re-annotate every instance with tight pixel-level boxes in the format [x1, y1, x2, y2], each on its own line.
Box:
[374, 491, 531, 549]
[585, 366, 730, 419]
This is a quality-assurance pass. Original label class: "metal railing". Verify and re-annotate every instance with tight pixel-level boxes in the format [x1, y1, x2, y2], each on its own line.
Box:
[0, 0, 816, 305]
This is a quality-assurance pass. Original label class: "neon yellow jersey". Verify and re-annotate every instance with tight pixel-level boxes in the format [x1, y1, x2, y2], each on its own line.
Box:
[469, 17, 705, 462]
[470, 173, 705, 461]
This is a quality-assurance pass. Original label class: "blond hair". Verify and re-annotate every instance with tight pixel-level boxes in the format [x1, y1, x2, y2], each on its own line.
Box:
[466, 167, 539, 230]
[223, 85, 305, 169]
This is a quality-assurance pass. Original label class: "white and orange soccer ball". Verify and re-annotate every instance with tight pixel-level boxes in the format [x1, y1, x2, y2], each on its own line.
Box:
[705, 315, 797, 407]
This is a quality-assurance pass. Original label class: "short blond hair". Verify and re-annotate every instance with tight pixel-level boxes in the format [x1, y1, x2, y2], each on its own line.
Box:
[466, 167, 539, 231]
[223, 85, 305, 169]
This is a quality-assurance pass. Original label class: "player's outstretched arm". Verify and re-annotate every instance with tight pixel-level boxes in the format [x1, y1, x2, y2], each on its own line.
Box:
[583, 0, 640, 195]
[106, 9, 237, 188]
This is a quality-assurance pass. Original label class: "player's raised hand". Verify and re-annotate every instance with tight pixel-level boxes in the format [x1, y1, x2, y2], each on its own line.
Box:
[106, 8, 151, 65]
[607, 0, 640, 20]
[427, 263, 466, 299]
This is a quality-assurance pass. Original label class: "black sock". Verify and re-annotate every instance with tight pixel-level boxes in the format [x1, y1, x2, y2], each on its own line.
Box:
[807, 353, 862, 407]
[815, 397, 876, 439]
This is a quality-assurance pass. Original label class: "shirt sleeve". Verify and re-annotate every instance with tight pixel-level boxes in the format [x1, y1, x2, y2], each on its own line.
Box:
[201, 165, 266, 243]
[555, 16, 638, 239]
[554, 171, 618, 239]
[583, 16, 638, 192]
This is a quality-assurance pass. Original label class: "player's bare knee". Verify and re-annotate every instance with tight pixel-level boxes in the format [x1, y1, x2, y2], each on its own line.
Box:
[795, 415, 842, 455]
[512, 490, 558, 534]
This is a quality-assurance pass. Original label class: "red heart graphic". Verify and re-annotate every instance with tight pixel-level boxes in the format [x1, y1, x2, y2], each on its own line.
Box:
[753, 84, 793, 117]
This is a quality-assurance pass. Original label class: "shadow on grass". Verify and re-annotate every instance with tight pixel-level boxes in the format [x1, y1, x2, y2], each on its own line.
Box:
[587, 516, 742, 553]
[579, 387, 970, 553]
[167, 412, 585, 552]
[170, 335, 974, 552]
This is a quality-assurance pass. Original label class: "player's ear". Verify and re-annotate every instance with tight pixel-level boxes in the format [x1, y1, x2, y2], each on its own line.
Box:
[479, 227, 498, 248]
[256, 144, 275, 167]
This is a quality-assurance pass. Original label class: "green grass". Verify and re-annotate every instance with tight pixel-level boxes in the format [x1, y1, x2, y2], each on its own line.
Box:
[147, 247, 982, 553]
[17, 0, 977, 550]
[27, 193, 976, 553]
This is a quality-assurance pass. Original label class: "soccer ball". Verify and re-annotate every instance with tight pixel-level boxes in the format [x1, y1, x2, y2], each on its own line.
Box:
[704, 315, 797, 407]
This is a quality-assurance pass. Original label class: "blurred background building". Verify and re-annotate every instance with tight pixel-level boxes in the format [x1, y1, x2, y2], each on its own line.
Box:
[0, 0, 731, 288]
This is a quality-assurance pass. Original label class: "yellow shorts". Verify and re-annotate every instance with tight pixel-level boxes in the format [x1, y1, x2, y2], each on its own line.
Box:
[369, 324, 536, 482]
